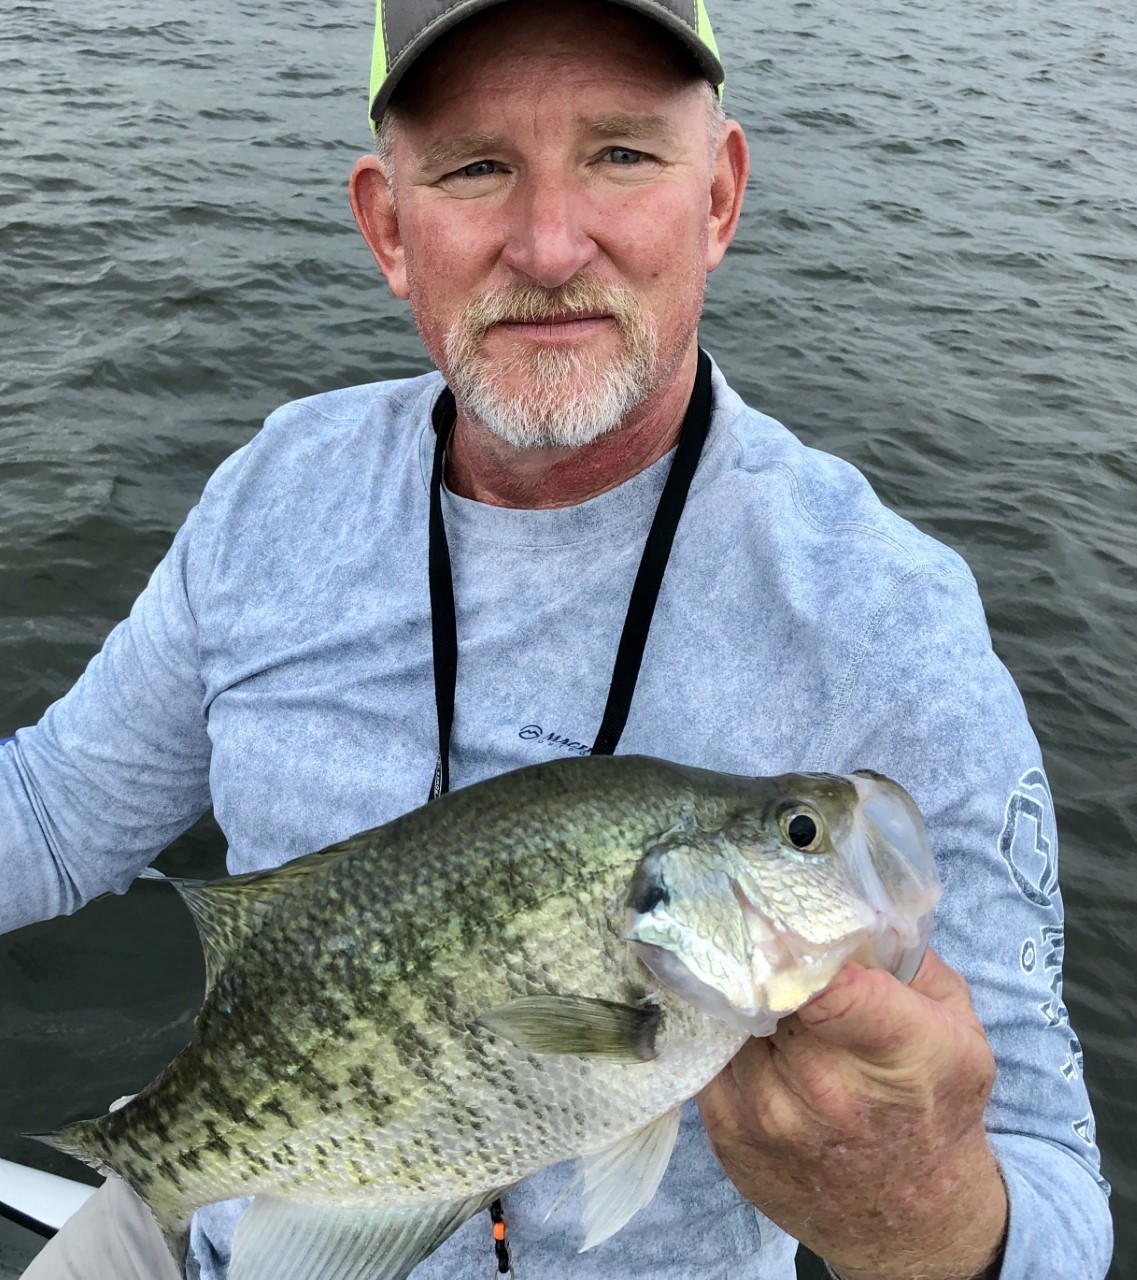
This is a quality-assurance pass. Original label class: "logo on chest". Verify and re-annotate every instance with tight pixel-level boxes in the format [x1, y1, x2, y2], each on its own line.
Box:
[518, 723, 592, 756]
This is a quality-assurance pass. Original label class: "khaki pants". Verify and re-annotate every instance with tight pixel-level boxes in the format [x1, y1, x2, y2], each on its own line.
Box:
[21, 1176, 183, 1280]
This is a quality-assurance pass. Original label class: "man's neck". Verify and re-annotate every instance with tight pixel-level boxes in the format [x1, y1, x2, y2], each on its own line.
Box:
[444, 345, 699, 509]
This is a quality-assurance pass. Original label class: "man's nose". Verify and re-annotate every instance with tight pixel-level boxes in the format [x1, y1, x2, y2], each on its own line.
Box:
[500, 173, 598, 288]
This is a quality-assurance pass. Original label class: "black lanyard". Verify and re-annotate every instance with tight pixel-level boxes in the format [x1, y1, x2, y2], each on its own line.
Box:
[427, 347, 712, 801]
[426, 349, 712, 1274]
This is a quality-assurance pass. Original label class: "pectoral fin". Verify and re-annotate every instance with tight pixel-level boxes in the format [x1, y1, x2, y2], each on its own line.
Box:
[228, 1189, 505, 1280]
[473, 995, 659, 1062]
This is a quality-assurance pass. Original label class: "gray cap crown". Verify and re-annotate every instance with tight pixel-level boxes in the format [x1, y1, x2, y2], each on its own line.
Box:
[369, 0, 724, 127]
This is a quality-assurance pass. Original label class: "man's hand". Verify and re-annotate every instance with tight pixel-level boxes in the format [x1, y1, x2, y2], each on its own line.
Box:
[697, 949, 1007, 1280]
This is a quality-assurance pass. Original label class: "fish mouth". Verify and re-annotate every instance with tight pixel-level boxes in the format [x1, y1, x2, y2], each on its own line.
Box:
[628, 895, 873, 1040]
[623, 770, 942, 1038]
[848, 773, 941, 983]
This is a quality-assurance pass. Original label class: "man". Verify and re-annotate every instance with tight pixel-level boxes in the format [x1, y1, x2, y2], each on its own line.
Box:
[3, 1, 1111, 1278]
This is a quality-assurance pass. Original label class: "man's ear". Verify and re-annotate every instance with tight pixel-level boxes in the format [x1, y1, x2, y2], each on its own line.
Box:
[706, 121, 749, 273]
[349, 155, 409, 300]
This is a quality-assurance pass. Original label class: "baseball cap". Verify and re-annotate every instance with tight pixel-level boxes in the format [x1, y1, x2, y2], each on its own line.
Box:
[368, 0, 724, 130]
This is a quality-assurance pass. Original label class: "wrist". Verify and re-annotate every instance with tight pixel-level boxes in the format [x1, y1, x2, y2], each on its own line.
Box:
[821, 1137, 1007, 1280]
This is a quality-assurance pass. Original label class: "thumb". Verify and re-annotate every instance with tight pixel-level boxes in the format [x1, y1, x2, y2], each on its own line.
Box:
[794, 957, 953, 1064]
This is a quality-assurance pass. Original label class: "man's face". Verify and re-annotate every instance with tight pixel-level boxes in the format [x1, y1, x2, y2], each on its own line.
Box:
[359, 0, 739, 449]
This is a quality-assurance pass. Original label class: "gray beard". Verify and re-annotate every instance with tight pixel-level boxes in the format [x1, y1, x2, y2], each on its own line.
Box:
[438, 275, 660, 451]
[444, 339, 658, 451]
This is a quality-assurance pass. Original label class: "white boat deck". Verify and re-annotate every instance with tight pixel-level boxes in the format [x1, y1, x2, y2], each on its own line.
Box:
[0, 1158, 100, 1278]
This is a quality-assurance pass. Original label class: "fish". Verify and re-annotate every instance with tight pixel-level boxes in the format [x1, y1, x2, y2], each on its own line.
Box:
[35, 753, 941, 1280]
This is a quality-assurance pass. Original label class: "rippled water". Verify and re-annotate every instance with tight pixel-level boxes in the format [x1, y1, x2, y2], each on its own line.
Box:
[1, 0, 1134, 1273]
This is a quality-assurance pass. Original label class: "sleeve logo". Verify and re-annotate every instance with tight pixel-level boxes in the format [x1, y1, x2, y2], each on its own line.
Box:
[1000, 770, 1100, 1156]
[997, 767, 1058, 910]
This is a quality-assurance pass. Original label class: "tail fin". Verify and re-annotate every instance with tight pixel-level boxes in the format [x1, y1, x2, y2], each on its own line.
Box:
[26, 1117, 114, 1177]
[25, 1122, 193, 1277]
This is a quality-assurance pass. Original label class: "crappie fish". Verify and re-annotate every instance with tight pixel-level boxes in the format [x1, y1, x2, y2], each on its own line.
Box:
[39, 754, 940, 1280]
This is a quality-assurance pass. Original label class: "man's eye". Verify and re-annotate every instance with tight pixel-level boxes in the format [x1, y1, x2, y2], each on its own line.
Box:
[457, 160, 497, 178]
[607, 147, 646, 165]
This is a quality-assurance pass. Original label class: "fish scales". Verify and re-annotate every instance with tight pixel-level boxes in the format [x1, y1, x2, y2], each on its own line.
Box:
[77, 760, 743, 1209]
[38, 754, 941, 1277]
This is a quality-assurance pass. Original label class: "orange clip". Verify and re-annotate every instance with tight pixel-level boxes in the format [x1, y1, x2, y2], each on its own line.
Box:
[492, 1222, 507, 1242]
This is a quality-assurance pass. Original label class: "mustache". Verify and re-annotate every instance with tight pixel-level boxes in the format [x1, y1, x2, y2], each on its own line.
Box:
[457, 277, 645, 344]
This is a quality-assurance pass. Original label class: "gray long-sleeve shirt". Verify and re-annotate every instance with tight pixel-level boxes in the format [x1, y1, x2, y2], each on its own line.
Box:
[1, 363, 1111, 1276]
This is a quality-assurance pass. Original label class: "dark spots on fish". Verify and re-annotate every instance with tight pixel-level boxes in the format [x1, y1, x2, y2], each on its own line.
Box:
[242, 1108, 266, 1133]
[521, 961, 552, 992]
[345, 1063, 397, 1124]
[463, 1028, 496, 1064]
[348, 1062, 374, 1090]
[180, 1148, 204, 1174]
[263, 1097, 297, 1129]
[393, 1145, 428, 1191]
[209, 1085, 254, 1127]
[126, 1135, 147, 1158]
[156, 1157, 184, 1191]
[117, 1155, 153, 1194]
[421, 980, 464, 1028]
[239, 1143, 269, 1172]
[422, 1125, 446, 1165]
[204, 1120, 231, 1159]
[306, 997, 352, 1037]
[461, 1099, 493, 1140]
[399, 1117, 447, 1179]
[390, 1017, 443, 1080]
[298, 1062, 336, 1094]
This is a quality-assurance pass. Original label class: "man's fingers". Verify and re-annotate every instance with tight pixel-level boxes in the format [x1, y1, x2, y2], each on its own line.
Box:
[702, 949, 989, 1132]
[792, 949, 976, 1065]
[699, 1035, 774, 1123]
[700, 950, 996, 1154]
[698, 1035, 808, 1147]
[794, 962, 916, 1053]
[907, 946, 977, 1014]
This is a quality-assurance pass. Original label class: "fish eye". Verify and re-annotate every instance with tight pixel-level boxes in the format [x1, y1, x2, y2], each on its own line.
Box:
[779, 806, 824, 853]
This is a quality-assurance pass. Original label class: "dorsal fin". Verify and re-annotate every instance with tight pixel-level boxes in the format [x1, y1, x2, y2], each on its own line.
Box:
[169, 878, 273, 991]
[158, 836, 366, 991]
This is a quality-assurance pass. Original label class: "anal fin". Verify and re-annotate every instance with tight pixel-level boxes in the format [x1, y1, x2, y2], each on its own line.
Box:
[228, 1188, 507, 1280]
